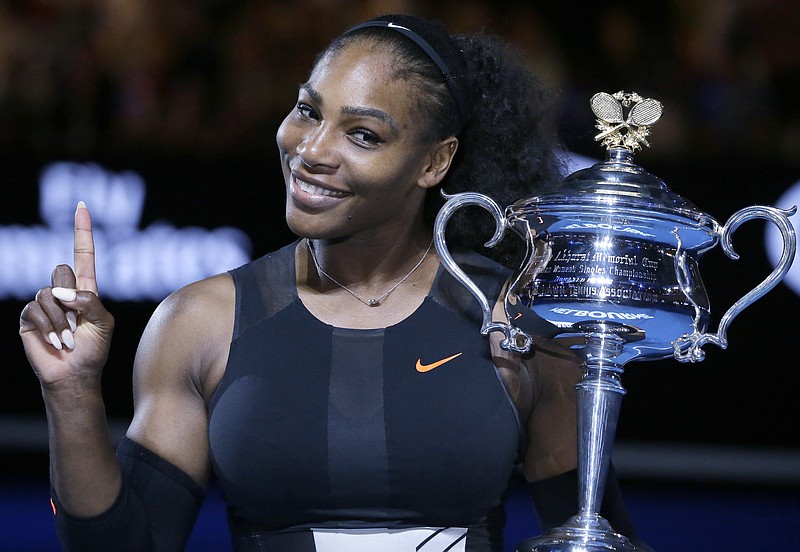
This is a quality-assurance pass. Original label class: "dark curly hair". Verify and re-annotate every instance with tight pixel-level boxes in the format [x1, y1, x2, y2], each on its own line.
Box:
[322, 14, 564, 266]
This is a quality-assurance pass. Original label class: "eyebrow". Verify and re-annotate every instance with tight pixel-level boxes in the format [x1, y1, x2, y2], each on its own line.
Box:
[300, 83, 323, 105]
[300, 83, 400, 137]
[341, 106, 399, 136]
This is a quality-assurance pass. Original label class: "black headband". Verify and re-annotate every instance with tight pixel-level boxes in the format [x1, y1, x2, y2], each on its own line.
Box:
[343, 20, 470, 128]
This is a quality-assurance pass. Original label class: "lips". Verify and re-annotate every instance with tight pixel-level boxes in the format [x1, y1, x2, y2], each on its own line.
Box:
[290, 173, 351, 209]
[296, 177, 348, 198]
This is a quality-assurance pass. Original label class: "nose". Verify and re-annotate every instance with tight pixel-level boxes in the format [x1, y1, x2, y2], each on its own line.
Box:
[296, 124, 338, 170]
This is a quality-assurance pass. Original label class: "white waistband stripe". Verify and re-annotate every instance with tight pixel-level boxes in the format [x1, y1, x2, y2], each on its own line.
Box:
[311, 527, 468, 551]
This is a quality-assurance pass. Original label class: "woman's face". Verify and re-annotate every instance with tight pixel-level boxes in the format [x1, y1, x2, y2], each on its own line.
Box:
[276, 41, 442, 242]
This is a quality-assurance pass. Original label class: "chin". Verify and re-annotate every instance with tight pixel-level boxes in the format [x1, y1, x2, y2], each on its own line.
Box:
[285, 214, 309, 239]
[286, 213, 328, 241]
[285, 203, 348, 240]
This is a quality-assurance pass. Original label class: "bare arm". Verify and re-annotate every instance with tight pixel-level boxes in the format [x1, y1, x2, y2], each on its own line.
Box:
[125, 272, 234, 487]
[523, 337, 583, 482]
[487, 290, 581, 480]
[20, 203, 233, 520]
[20, 203, 120, 516]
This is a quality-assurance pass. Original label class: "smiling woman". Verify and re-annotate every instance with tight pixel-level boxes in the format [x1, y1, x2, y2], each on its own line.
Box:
[279, 45, 441, 249]
[18, 12, 651, 552]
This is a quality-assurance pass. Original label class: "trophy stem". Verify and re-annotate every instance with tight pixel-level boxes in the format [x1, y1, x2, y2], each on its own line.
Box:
[518, 323, 641, 552]
[577, 363, 625, 518]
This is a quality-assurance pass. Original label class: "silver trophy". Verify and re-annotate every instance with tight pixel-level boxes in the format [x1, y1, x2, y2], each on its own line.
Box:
[433, 91, 797, 551]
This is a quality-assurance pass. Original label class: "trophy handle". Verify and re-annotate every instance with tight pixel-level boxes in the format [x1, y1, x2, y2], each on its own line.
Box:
[433, 191, 533, 353]
[674, 205, 797, 362]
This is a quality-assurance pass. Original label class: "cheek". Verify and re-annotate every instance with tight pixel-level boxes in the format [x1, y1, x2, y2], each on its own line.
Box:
[276, 114, 296, 156]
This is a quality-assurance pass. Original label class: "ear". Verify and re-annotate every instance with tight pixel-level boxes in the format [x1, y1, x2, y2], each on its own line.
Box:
[417, 137, 459, 189]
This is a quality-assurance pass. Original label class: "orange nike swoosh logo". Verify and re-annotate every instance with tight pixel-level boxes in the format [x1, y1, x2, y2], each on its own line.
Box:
[416, 352, 462, 373]
[514, 312, 523, 320]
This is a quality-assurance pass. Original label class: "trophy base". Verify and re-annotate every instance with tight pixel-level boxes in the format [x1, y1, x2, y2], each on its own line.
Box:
[517, 514, 641, 552]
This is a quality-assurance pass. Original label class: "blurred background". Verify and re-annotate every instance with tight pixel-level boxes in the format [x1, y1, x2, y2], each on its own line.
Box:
[1, 0, 798, 550]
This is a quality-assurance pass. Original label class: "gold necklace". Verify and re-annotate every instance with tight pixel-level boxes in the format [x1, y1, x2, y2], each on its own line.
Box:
[306, 238, 434, 307]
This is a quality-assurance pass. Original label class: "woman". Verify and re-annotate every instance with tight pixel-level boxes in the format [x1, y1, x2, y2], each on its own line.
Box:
[19, 14, 645, 552]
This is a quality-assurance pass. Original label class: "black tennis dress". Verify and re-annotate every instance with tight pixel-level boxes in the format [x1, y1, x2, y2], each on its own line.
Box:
[208, 242, 523, 551]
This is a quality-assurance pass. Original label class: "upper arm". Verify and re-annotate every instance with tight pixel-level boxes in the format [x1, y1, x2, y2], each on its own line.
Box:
[125, 274, 235, 488]
[523, 337, 583, 482]
[488, 280, 582, 481]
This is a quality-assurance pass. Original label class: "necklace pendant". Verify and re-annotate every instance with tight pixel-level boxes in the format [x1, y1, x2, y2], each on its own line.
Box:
[306, 238, 433, 310]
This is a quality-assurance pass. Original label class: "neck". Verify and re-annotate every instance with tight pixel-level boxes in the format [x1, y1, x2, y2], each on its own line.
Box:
[309, 229, 433, 282]
[303, 229, 437, 306]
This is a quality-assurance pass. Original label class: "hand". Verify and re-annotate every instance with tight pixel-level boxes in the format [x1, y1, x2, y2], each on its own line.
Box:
[19, 202, 115, 390]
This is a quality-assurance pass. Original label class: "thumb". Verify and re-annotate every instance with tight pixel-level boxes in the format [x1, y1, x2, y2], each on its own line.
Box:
[52, 287, 113, 331]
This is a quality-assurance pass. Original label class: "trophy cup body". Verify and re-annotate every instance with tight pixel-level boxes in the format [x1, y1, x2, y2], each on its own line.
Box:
[433, 92, 797, 551]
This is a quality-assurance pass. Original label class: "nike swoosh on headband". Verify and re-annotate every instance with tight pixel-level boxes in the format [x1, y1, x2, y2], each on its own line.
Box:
[342, 19, 471, 125]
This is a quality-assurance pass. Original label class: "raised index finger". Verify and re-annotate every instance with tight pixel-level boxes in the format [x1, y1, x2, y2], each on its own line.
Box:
[74, 201, 98, 295]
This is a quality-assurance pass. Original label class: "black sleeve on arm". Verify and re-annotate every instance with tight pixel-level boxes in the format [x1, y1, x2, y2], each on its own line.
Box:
[528, 464, 654, 550]
[52, 437, 205, 552]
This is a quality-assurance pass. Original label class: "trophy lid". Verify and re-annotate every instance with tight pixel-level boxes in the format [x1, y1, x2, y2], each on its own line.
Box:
[512, 91, 719, 247]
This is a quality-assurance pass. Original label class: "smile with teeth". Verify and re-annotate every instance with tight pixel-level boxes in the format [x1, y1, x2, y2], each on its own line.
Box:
[296, 176, 349, 198]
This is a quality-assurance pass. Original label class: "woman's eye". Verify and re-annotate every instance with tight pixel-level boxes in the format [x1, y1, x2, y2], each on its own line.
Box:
[350, 129, 382, 145]
[296, 103, 317, 119]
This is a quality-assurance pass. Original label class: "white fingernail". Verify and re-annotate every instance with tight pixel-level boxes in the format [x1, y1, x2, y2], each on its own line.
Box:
[52, 287, 77, 302]
[48, 332, 63, 350]
[66, 311, 77, 332]
[77, 201, 87, 210]
[61, 329, 75, 350]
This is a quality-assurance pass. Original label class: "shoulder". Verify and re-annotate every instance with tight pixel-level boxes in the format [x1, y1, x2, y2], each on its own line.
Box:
[452, 247, 511, 275]
[437, 246, 511, 298]
[138, 242, 299, 377]
[230, 242, 298, 277]
[135, 273, 236, 394]
[151, 272, 235, 331]
[160, 241, 296, 323]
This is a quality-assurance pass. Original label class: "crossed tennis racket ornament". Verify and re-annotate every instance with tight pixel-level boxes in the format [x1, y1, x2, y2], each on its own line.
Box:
[434, 91, 796, 551]
[592, 91, 663, 150]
